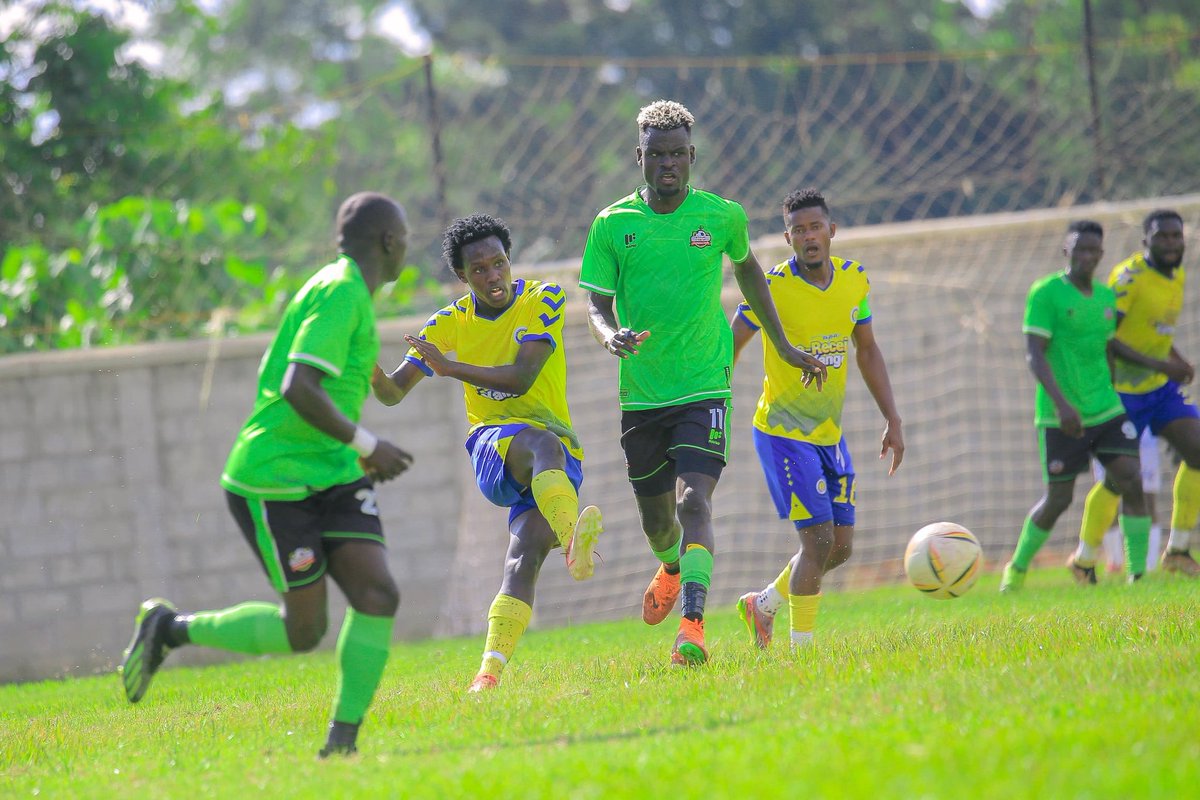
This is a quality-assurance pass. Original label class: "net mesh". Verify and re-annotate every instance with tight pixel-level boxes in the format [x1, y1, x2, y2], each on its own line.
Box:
[435, 196, 1200, 635]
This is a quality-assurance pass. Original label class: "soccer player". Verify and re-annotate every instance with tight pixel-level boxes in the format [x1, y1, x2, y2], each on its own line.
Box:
[733, 188, 903, 650]
[1000, 220, 1147, 591]
[580, 99, 826, 667]
[1077, 209, 1200, 578]
[119, 192, 415, 758]
[372, 213, 602, 692]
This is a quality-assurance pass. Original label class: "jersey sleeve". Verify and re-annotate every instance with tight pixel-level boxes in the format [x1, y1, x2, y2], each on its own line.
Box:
[579, 215, 618, 296]
[405, 303, 459, 377]
[288, 281, 360, 377]
[855, 294, 872, 325]
[1109, 265, 1136, 317]
[725, 201, 751, 263]
[520, 283, 567, 350]
[1022, 281, 1054, 340]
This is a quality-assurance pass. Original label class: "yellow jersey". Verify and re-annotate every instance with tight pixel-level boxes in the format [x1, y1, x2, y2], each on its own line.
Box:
[737, 256, 872, 445]
[1109, 253, 1185, 395]
[407, 279, 582, 458]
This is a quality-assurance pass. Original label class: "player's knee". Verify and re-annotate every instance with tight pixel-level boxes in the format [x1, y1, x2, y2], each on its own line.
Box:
[675, 487, 712, 523]
[286, 619, 327, 652]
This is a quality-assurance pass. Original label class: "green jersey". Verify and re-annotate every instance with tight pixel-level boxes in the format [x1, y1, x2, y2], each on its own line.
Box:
[1022, 270, 1125, 428]
[580, 186, 750, 411]
[222, 255, 379, 499]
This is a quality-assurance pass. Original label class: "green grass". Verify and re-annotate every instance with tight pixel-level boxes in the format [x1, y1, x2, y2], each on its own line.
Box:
[2, 569, 1198, 799]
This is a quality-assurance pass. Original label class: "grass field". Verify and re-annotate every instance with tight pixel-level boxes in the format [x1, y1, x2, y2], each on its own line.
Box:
[2, 568, 1198, 799]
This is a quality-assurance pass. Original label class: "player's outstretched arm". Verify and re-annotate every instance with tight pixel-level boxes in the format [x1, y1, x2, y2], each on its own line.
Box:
[1026, 333, 1083, 438]
[731, 251, 826, 389]
[404, 334, 553, 396]
[372, 361, 425, 406]
[852, 322, 904, 474]
[586, 291, 648, 358]
[284, 362, 413, 481]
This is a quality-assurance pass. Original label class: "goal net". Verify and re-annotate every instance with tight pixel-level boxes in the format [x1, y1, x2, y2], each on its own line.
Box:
[435, 195, 1200, 634]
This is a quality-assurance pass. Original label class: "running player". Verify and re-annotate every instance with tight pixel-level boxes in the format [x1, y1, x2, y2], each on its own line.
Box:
[580, 99, 826, 667]
[1077, 209, 1200, 578]
[373, 213, 602, 692]
[733, 188, 903, 649]
[1001, 220, 1147, 591]
[119, 192, 414, 758]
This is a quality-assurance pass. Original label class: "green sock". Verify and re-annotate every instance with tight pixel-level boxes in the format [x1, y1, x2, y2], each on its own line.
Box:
[679, 544, 714, 589]
[332, 608, 394, 725]
[1120, 514, 1151, 577]
[651, 528, 682, 566]
[1011, 517, 1052, 571]
[186, 601, 292, 654]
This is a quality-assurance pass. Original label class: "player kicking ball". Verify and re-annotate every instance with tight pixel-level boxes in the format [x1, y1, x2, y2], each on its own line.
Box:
[373, 213, 602, 692]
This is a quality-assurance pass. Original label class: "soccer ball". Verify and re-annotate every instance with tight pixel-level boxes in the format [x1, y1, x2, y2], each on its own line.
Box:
[904, 522, 983, 599]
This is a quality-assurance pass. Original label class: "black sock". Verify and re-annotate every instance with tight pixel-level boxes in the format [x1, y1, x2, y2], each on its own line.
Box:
[681, 582, 707, 621]
[164, 615, 191, 648]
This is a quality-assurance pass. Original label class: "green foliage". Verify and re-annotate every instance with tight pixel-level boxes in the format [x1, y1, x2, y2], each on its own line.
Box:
[1, 572, 1197, 797]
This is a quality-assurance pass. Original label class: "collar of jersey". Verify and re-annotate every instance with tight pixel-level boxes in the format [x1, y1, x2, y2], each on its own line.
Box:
[635, 184, 693, 212]
[788, 255, 834, 290]
[471, 278, 525, 319]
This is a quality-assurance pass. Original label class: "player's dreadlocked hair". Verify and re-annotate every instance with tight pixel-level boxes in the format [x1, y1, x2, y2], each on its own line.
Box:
[1143, 208, 1183, 234]
[1067, 219, 1103, 238]
[782, 187, 830, 217]
[636, 100, 695, 133]
[442, 213, 513, 274]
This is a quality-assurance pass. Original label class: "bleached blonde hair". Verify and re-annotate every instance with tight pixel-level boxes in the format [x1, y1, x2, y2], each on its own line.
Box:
[636, 100, 694, 133]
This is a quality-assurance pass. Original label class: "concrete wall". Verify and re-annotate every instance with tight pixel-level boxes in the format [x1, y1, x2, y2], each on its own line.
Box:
[0, 324, 467, 682]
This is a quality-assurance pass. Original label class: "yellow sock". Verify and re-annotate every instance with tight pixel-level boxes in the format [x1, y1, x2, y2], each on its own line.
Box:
[478, 594, 532, 679]
[772, 563, 792, 598]
[1171, 464, 1200, 532]
[1080, 481, 1121, 550]
[530, 470, 579, 550]
[789, 593, 821, 640]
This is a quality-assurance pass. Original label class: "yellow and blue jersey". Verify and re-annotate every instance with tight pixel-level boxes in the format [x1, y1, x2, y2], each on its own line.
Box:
[1109, 253, 1185, 395]
[406, 279, 582, 459]
[737, 256, 871, 446]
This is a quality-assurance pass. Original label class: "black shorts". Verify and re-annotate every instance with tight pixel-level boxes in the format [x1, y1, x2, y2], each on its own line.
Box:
[225, 477, 385, 593]
[1040, 414, 1139, 483]
[620, 399, 729, 496]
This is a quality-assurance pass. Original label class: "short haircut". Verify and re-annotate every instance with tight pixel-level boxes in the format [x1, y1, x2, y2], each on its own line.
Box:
[442, 213, 513, 273]
[336, 192, 403, 247]
[1067, 219, 1103, 238]
[782, 187, 830, 217]
[637, 100, 694, 134]
[1143, 208, 1183, 234]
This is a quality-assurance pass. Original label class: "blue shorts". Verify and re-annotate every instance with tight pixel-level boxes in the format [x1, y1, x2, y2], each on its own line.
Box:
[466, 423, 583, 526]
[752, 428, 856, 530]
[1120, 381, 1200, 436]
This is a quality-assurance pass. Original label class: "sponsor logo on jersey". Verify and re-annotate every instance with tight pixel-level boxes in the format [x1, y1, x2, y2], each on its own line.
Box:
[476, 387, 520, 401]
[624, 233, 637, 248]
[689, 227, 712, 248]
[809, 333, 850, 369]
[288, 547, 316, 572]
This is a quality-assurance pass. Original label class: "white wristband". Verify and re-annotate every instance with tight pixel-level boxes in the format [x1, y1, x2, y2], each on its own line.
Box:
[349, 426, 379, 458]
